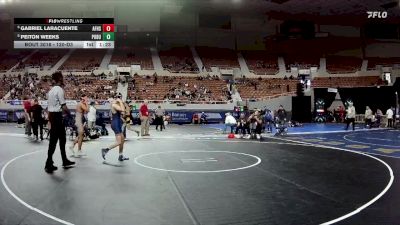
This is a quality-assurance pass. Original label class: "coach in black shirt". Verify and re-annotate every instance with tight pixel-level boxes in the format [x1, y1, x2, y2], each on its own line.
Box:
[45, 72, 75, 173]
[30, 99, 44, 141]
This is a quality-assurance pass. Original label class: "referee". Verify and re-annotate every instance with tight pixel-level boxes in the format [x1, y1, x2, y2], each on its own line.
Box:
[45, 72, 75, 173]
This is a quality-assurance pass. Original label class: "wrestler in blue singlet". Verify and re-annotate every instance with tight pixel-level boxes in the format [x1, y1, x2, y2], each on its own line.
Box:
[111, 110, 123, 135]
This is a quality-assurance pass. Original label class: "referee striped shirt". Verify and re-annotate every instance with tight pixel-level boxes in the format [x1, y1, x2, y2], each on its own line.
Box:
[47, 85, 66, 112]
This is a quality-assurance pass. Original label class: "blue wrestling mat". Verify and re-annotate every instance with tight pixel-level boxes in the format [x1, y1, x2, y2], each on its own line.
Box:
[205, 123, 400, 158]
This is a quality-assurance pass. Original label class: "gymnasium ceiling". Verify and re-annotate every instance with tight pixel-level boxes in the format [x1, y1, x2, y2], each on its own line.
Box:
[0, 0, 399, 23]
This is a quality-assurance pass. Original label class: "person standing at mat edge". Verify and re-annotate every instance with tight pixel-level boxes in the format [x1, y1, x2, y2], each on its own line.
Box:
[30, 99, 44, 141]
[45, 72, 75, 173]
[155, 105, 165, 131]
[23, 96, 32, 137]
[365, 106, 373, 129]
[101, 93, 129, 161]
[386, 106, 394, 128]
[345, 102, 356, 131]
[87, 101, 97, 129]
[140, 100, 150, 136]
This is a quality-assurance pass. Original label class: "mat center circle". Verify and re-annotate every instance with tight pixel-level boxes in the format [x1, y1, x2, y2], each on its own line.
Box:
[134, 151, 261, 173]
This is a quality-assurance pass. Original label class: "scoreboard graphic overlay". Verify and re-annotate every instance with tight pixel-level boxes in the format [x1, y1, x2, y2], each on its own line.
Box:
[14, 18, 114, 49]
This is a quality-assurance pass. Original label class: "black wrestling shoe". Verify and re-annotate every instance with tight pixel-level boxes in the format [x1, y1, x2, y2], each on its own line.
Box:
[101, 148, 109, 160]
[62, 160, 75, 168]
[118, 155, 129, 161]
[44, 165, 58, 173]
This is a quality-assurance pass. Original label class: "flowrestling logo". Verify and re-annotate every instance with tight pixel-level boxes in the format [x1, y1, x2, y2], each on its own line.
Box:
[367, 11, 388, 18]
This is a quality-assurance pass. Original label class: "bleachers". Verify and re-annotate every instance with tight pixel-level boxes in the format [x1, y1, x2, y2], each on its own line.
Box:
[236, 78, 298, 100]
[16, 50, 67, 70]
[261, 37, 362, 72]
[264, 37, 362, 56]
[196, 47, 239, 71]
[0, 75, 15, 99]
[159, 47, 198, 73]
[312, 76, 382, 88]
[7, 74, 46, 100]
[110, 48, 154, 69]
[241, 51, 279, 75]
[60, 50, 106, 71]
[0, 42, 392, 103]
[367, 57, 400, 69]
[0, 50, 31, 72]
[63, 75, 117, 100]
[284, 55, 320, 70]
[326, 56, 363, 73]
[5, 74, 116, 101]
[128, 75, 230, 102]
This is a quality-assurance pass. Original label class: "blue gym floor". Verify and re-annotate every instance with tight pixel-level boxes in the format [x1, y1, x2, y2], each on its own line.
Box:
[206, 123, 400, 159]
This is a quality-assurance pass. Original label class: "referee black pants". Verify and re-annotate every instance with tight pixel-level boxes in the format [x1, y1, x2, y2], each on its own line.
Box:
[46, 112, 68, 167]
[155, 116, 164, 131]
[346, 118, 355, 131]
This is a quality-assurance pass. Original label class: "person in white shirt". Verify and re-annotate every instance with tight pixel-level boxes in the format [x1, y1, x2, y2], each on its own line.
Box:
[87, 101, 97, 129]
[386, 107, 394, 128]
[364, 106, 373, 128]
[345, 103, 356, 131]
[45, 72, 75, 173]
[224, 112, 237, 134]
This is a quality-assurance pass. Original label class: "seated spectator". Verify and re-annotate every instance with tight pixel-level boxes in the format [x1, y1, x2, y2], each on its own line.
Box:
[248, 110, 263, 139]
[200, 112, 208, 124]
[235, 112, 250, 136]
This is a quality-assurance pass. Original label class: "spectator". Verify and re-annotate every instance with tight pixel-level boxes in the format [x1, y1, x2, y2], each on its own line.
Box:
[140, 100, 150, 136]
[248, 110, 263, 139]
[277, 105, 287, 122]
[235, 112, 250, 136]
[200, 112, 208, 124]
[87, 101, 97, 129]
[264, 109, 274, 133]
[192, 113, 199, 124]
[386, 107, 394, 128]
[224, 113, 237, 134]
[96, 113, 108, 136]
[338, 106, 345, 123]
[365, 106, 373, 128]
[155, 105, 165, 131]
[376, 109, 383, 127]
[23, 96, 32, 137]
[30, 99, 44, 141]
[345, 102, 356, 131]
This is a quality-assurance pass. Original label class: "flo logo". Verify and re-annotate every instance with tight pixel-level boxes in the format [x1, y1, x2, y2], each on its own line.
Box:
[367, 11, 388, 18]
